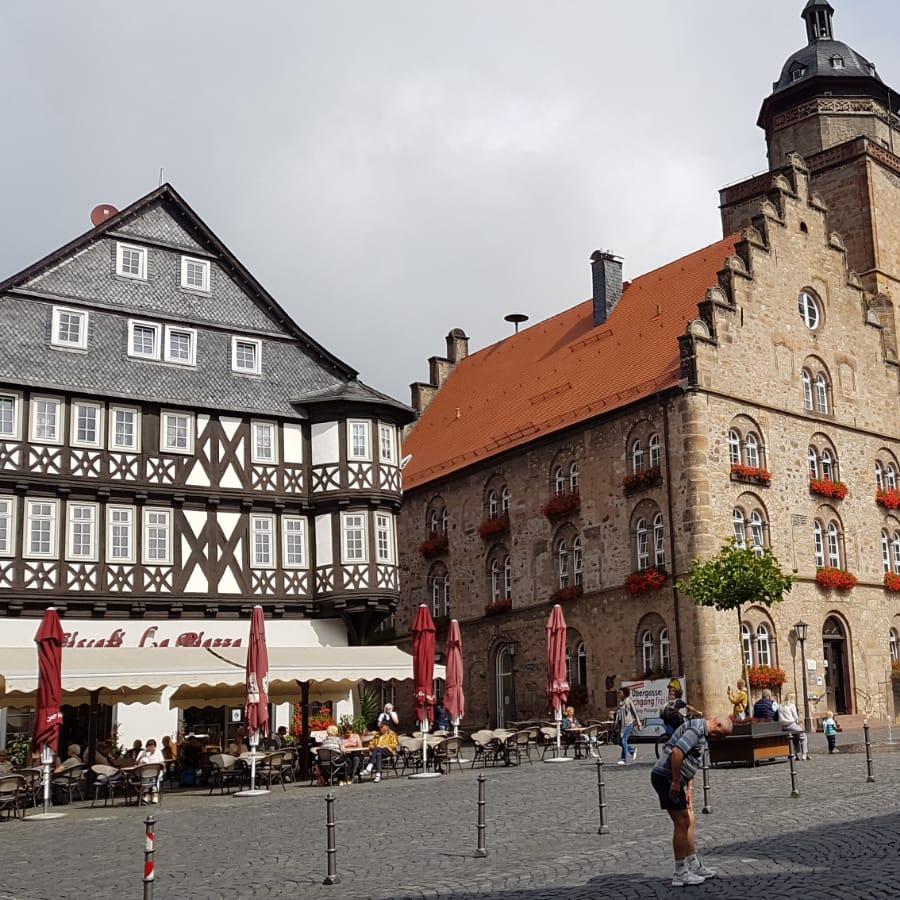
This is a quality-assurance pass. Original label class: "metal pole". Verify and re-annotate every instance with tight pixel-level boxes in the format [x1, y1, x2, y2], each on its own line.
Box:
[864, 720, 876, 783]
[701, 747, 712, 815]
[595, 756, 609, 834]
[799, 636, 812, 734]
[249, 731, 258, 792]
[323, 792, 340, 885]
[143, 815, 156, 900]
[474, 773, 487, 858]
[788, 751, 800, 799]
[41, 744, 52, 815]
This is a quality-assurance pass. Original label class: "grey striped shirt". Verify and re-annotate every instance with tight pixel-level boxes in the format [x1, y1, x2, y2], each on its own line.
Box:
[651, 719, 707, 781]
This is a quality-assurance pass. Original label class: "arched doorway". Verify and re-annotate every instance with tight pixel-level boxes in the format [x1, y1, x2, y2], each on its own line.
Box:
[823, 616, 851, 715]
[495, 645, 515, 728]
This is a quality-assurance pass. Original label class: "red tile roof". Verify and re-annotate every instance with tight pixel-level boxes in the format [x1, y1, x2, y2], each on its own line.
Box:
[402, 235, 739, 490]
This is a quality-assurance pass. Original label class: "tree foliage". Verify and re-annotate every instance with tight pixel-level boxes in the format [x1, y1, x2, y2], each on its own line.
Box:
[677, 540, 793, 612]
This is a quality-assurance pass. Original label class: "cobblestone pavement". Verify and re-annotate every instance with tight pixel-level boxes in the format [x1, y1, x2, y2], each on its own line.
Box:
[1, 743, 900, 899]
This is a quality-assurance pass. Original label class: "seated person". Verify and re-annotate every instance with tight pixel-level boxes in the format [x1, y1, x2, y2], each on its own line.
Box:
[135, 739, 164, 803]
[271, 726, 289, 750]
[93, 741, 113, 767]
[123, 739, 143, 763]
[562, 706, 599, 757]
[314, 726, 344, 786]
[752, 689, 779, 722]
[0, 748, 13, 774]
[161, 735, 177, 761]
[228, 735, 249, 757]
[53, 744, 83, 775]
[339, 724, 363, 781]
[362, 723, 399, 783]
[561, 705, 582, 731]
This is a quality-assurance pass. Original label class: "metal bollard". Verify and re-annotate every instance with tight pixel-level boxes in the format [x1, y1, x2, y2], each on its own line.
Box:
[474, 773, 488, 858]
[143, 815, 156, 900]
[323, 792, 340, 885]
[701, 748, 712, 815]
[788, 751, 800, 798]
[595, 756, 609, 835]
[864, 721, 876, 783]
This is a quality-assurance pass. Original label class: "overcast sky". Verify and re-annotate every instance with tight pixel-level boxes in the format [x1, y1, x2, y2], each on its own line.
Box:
[3, 1, 899, 401]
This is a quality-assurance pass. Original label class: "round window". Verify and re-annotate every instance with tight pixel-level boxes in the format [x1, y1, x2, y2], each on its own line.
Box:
[798, 290, 821, 330]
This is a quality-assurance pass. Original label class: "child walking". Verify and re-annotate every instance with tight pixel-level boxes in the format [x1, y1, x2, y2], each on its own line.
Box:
[822, 710, 839, 753]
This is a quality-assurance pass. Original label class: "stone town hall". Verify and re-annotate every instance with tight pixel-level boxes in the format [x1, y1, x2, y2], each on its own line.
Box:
[396, 1, 900, 727]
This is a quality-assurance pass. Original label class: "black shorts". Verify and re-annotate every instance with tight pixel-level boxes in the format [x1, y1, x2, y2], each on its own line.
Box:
[650, 771, 689, 812]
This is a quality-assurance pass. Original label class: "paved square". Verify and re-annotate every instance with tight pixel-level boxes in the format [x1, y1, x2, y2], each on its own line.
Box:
[1, 745, 899, 899]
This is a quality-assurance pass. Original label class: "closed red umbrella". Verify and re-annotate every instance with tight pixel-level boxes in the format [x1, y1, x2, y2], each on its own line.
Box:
[411, 604, 441, 778]
[444, 619, 465, 734]
[546, 604, 570, 762]
[238, 605, 270, 796]
[32, 607, 65, 815]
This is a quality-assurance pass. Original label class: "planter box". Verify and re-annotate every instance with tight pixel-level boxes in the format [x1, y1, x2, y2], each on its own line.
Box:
[709, 722, 791, 767]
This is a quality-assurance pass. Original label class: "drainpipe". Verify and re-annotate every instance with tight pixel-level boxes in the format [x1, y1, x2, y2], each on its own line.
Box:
[661, 396, 685, 675]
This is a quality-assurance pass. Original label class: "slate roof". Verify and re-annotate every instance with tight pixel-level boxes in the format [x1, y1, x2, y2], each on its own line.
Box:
[401, 235, 738, 491]
[772, 39, 881, 94]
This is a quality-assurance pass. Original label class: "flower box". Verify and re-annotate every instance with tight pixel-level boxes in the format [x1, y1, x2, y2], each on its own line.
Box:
[478, 514, 510, 539]
[730, 720, 784, 738]
[884, 573, 900, 593]
[419, 533, 449, 559]
[730, 464, 772, 485]
[815, 567, 857, 591]
[623, 466, 662, 495]
[550, 585, 583, 603]
[484, 598, 512, 617]
[810, 478, 848, 500]
[625, 567, 666, 595]
[747, 665, 787, 690]
[877, 489, 900, 510]
[541, 492, 580, 519]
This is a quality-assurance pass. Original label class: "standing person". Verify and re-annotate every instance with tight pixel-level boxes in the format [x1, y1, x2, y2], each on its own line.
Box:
[727, 680, 749, 721]
[823, 711, 839, 753]
[362, 723, 399, 783]
[615, 687, 642, 765]
[651, 716, 734, 886]
[777, 694, 809, 760]
[434, 701, 451, 732]
[377, 703, 399, 731]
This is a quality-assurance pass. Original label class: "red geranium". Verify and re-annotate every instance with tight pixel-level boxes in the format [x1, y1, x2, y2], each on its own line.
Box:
[815, 567, 857, 590]
[419, 533, 449, 559]
[478, 514, 510, 539]
[730, 464, 772, 484]
[884, 573, 900, 593]
[623, 466, 662, 495]
[747, 665, 787, 690]
[876, 489, 900, 510]
[541, 492, 581, 519]
[550, 585, 583, 603]
[625, 568, 667, 595]
[484, 598, 512, 617]
[810, 479, 848, 500]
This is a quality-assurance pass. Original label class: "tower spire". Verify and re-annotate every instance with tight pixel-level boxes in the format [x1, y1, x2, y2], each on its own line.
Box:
[803, 0, 835, 43]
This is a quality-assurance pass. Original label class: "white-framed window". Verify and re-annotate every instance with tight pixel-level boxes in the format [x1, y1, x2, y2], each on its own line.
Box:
[636, 518, 649, 571]
[808, 446, 820, 480]
[110, 406, 140, 452]
[813, 520, 825, 568]
[891, 629, 900, 663]
[653, 513, 666, 568]
[0, 496, 16, 557]
[440, 507, 448, 535]
[569, 461, 579, 491]
[487, 490, 498, 519]
[573, 535, 583, 585]
[631, 439, 644, 473]
[375, 513, 394, 564]
[180, 257, 210, 292]
[0, 392, 20, 440]
[815, 373, 830, 414]
[66, 502, 98, 561]
[649, 434, 661, 469]
[51, 306, 88, 350]
[107, 505, 135, 563]
[891, 531, 900, 575]
[741, 623, 753, 668]
[750, 510, 765, 556]
[490, 559, 501, 601]
[501, 486, 510, 514]
[888, 464, 898, 490]
[282, 517, 307, 569]
[347, 420, 371, 461]
[756, 624, 772, 667]
[882, 529, 891, 574]
[231, 337, 261, 375]
[798, 290, 821, 330]
[116, 242, 147, 280]
[830, 55, 845, 69]
[71, 401, 103, 448]
[640, 630, 654, 674]
[128, 320, 161, 359]
[164, 326, 197, 366]
[659, 628, 671, 674]
[142, 508, 172, 565]
[251, 421, 277, 464]
[733, 508, 746, 548]
[821, 448, 836, 482]
[553, 466, 565, 497]
[250, 515, 275, 569]
[557, 539, 569, 588]
[728, 430, 741, 465]
[341, 512, 367, 563]
[745, 433, 760, 468]
[30, 396, 62, 445]
[431, 569, 450, 618]
[378, 423, 396, 464]
[160, 410, 194, 454]
[503, 554, 512, 598]
[876, 461, 885, 491]
[827, 520, 841, 568]
[801, 369, 814, 411]
[26, 499, 59, 559]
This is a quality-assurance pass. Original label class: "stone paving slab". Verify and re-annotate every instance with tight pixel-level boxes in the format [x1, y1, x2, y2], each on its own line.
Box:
[0, 746, 899, 899]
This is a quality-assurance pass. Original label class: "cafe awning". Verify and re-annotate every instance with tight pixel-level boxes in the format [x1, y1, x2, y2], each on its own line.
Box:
[0, 645, 440, 709]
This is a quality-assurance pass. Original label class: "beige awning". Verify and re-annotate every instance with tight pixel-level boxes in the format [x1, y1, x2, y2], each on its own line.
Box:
[0, 645, 440, 710]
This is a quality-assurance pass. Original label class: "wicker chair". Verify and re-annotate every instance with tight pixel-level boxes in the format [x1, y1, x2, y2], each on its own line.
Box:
[432, 736, 464, 774]
[470, 733, 501, 769]
[257, 752, 287, 791]
[52, 764, 87, 805]
[128, 763, 165, 806]
[90, 764, 128, 807]
[398, 736, 423, 775]
[208, 754, 244, 795]
[0, 775, 27, 820]
[313, 748, 349, 787]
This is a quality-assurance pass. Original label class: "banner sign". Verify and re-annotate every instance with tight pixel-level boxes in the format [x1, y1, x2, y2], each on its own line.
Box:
[621, 676, 687, 718]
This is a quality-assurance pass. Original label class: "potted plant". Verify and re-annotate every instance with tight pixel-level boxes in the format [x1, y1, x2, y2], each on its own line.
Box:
[550, 584, 584, 603]
[809, 478, 848, 500]
[747, 665, 787, 690]
[484, 598, 513, 617]
[419, 532, 449, 558]
[623, 466, 663, 495]
[541, 492, 580, 519]
[478, 513, 510, 539]
[884, 573, 900, 593]
[730, 464, 772, 485]
[877, 489, 900, 510]
[815, 567, 857, 591]
[625, 568, 667, 594]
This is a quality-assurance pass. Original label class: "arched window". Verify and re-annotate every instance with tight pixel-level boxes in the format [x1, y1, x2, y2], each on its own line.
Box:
[573, 536, 583, 585]
[876, 461, 885, 491]
[569, 461, 579, 491]
[501, 486, 510, 514]
[801, 369, 814, 411]
[565, 645, 572, 684]
[745, 433, 760, 468]
[640, 630, 654, 675]
[882, 529, 891, 574]
[756, 624, 772, 667]
[557, 539, 569, 589]
[490, 559, 501, 602]
[749, 510, 766, 556]
[728, 430, 742, 466]
[827, 520, 841, 568]
[653, 513, 666, 568]
[815, 372, 830, 414]
[813, 520, 825, 568]
[892, 531, 900, 575]
[553, 466, 566, 497]
[632, 439, 645, 474]
[821, 448, 836, 482]
[891, 628, 900, 663]
[733, 508, 746, 548]
[576, 641, 588, 687]
[808, 446, 819, 480]
[429, 509, 440, 534]
[441, 508, 448, 535]
[659, 628, 671, 674]
[888, 464, 898, 490]
[429, 564, 450, 618]
[487, 490, 498, 518]
[649, 434, 661, 469]
[635, 518, 649, 571]
[741, 623, 753, 668]
[798, 290, 821, 329]
[503, 555, 512, 599]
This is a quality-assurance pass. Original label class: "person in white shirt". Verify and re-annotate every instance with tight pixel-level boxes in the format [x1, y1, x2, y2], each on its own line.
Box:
[135, 738, 165, 803]
[376, 703, 399, 731]
[777, 694, 809, 760]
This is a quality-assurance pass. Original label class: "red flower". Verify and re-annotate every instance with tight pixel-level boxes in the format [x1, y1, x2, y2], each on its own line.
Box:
[623, 466, 663, 494]
[877, 489, 900, 510]
[541, 492, 581, 519]
[730, 464, 772, 484]
[884, 573, 900, 593]
[625, 568, 667, 594]
[484, 598, 512, 617]
[810, 479, 848, 500]
[815, 567, 857, 591]
[419, 533, 449, 559]
[550, 585, 583, 603]
[747, 665, 787, 690]
[478, 514, 510, 539]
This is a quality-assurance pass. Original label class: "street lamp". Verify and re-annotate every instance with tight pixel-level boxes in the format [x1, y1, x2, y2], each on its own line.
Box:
[794, 620, 812, 733]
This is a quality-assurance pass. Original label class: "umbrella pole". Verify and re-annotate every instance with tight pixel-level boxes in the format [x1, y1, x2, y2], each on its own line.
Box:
[545, 709, 572, 764]
[409, 716, 441, 779]
[28, 743, 66, 820]
[249, 731, 258, 792]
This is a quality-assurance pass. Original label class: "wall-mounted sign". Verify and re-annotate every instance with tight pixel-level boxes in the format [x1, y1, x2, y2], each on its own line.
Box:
[524, 662, 539, 673]
[231, 709, 243, 723]
[806, 659, 817, 671]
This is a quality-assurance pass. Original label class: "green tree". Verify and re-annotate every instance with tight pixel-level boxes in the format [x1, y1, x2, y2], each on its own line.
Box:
[677, 540, 793, 682]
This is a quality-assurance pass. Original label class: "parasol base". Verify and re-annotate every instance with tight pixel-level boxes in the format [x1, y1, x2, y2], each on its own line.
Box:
[408, 772, 442, 780]
[234, 789, 271, 797]
[544, 756, 573, 764]
[28, 812, 67, 820]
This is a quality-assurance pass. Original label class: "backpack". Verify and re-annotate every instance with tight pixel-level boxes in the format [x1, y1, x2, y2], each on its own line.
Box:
[660, 703, 682, 730]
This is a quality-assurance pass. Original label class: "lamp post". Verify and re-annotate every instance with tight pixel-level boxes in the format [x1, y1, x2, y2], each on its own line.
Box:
[794, 620, 812, 733]
[508, 641, 519, 723]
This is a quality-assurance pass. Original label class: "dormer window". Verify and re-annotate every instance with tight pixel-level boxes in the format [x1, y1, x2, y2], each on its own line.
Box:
[791, 66, 807, 83]
[181, 257, 210, 292]
[830, 55, 845, 69]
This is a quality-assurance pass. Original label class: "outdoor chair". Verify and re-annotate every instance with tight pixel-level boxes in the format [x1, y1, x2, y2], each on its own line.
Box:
[52, 764, 87, 805]
[470, 733, 501, 769]
[504, 730, 534, 766]
[398, 736, 423, 775]
[540, 727, 563, 760]
[313, 749, 349, 787]
[257, 752, 287, 791]
[280, 748, 296, 783]
[15, 768, 43, 808]
[208, 754, 244, 795]
[0, 775, 27, 821]
[433, 736, 464, 774]
[90, 764, 127, 808]
[128, 763, 165, 806]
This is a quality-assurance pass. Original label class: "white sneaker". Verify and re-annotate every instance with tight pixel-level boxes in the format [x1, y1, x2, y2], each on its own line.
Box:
[616, 759, 626, 765]
[629, 749, 637, 761]
[373, 773, 381, 783]
[672, 870, 706, 887]
[690, 863, 716, 878]
[363, 763, 373, 774]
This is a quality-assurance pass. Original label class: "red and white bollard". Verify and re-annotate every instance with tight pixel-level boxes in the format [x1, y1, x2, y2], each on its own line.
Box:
[143, 815, 156, 900]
